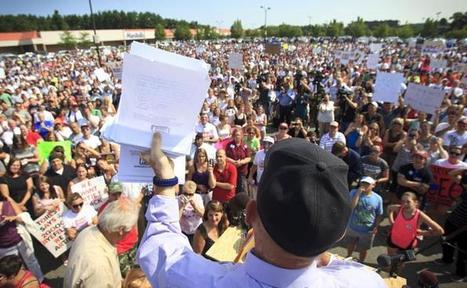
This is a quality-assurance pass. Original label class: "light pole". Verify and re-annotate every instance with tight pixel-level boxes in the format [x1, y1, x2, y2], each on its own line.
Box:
[88, 0, 102, 66]
[260, 6, 271, 38]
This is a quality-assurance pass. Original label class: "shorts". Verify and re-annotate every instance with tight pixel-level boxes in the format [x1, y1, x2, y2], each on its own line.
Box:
[342, 228, 375, 251]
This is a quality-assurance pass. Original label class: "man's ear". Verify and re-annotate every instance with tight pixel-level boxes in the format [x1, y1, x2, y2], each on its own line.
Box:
[245, 200, 257, 227]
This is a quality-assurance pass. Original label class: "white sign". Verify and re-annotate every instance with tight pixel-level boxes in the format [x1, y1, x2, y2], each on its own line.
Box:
[0, 68, 5, 79]
[94, 68, 110, 82]
[117, 144, 186, 184]
[228, 52, 244, 70]
[405, 83, 444, 115]
[366, 53, 380, 70]
[452, 63, 467, 74]
[373, 72, 405, 103]
[430, 59, 447, 70]
[103, 42, 210, 155]
[108, 62, 122, 80]
[422, 40, 445, 54]
[71, 176, 108, 210]
[29, 210, 70, 258]
[369, 43, 383, 53]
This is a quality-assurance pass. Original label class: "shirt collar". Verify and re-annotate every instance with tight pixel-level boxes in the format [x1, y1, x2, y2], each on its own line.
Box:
[243, 252, 320, 287]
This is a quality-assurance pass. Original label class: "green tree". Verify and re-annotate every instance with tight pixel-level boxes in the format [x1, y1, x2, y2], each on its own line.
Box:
[51, 10, 68, 30]
[231, 19, 244, 38]
[345, 17, 369, 37]
[449, 12, 467, 30]
[154, 23, 166, 40]
[277, 24, 303, 37]
[421, 18, 438, 37]
[326, 20, 344, 37]
[78, 31, 93, 48]
[396, 25, 414, 39]
[60, 30, 77, 49]
[372, 23, 392, 38]
[174, 23, 192, 40]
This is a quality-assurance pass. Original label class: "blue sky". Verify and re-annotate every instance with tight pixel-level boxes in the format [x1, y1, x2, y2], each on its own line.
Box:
[1, 0, 466, 28]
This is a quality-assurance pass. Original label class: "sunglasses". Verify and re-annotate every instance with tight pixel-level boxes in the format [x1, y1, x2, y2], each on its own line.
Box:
[72, 202, 84, 209]
[279, 127, 287, 130]
[449, 151, 461, 156]
[183, 193, 194, 196]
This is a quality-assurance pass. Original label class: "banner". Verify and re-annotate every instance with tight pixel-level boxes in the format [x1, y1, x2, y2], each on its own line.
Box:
[422, 40, 445, 54]
[71, 176, 108, 210]
[29, 210, 70, 258]
[37, 141, 72, 164]
[228, 52, 244, 70]
[404, 83, 444, 115]
[373, 72, 405, 103]
[427, 165, 463, 206]
[264, 42, 281, 55]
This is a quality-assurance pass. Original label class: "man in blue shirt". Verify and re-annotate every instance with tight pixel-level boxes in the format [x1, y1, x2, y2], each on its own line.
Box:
[344, 176, 384, 263]
[138, 133, 386, 288]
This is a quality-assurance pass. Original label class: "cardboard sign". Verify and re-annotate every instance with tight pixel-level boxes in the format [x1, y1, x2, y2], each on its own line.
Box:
[71, 176, 108, 210]
[430, 59, 447, 70]
[206, 227, 247, 262]
[404, 83, 444, 115]
[422, 40, 445, 54]
[29, 210, 70, 258]
[427, 165, 463, 206]
[264, 42, 281, 55]
[37, 141, 72, 164]
[373, 72, 405, 103]
[228, 52, 244, 70]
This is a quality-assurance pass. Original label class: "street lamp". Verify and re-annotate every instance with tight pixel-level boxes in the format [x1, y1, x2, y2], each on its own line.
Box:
[88, 0, 102, 67]
[260, 6, 271, 38]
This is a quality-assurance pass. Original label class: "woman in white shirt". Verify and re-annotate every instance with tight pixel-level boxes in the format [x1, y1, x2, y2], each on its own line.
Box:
[178, 181, 204, 244]
[317, 94, 335, 136]
[63, 193, 98, 241]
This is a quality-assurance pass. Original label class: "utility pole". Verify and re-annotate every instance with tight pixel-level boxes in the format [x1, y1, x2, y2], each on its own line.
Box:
[88, 0, 102, 67]
[260, 6, 271, 38]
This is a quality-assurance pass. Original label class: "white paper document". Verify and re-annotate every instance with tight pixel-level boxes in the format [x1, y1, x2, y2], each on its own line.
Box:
[373, 72, 405, 103]
[405, 83, 444, 115]
[117, 144, 186, 184]
[104, 42, 211, 155]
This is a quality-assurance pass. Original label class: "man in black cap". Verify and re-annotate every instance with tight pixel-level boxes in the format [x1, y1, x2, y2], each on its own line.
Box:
[138, 133, 386, 287]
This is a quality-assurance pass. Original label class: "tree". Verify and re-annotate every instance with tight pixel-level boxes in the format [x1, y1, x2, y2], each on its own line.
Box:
[60, 30, 77, 49]
[51, 10, 68, 30]
[174, 23, 192, 40]
[78, 31, 93, 48]
[231, 19, 244, 39]
[373, 23, 392, 38]
[396, 25, 414, 39]
[326, 20, 344, 37]
[154, 23, 166, 40]
[345, 17, 369, 37]
[449, 12, 467, 30]
[421, 18, 438, 37]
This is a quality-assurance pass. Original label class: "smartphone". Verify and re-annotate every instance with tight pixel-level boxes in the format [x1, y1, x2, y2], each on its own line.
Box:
[208, 159, 215, 167]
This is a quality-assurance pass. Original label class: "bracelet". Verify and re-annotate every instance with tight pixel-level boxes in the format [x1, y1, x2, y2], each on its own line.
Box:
[153, 176, 178, 187]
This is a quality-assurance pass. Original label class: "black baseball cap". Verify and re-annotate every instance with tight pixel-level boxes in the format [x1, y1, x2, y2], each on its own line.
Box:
[257, 138, 351, 257]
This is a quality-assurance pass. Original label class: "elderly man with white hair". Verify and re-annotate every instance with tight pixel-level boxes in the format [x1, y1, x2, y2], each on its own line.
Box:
[64, 197, 140, 288]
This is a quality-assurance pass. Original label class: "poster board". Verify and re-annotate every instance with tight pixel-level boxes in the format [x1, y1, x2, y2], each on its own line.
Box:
[427, 165, 463, 207]
[264, 42, 281, 55]
[71, 176, 109, 210]
[29, 210, 71, 258]
[422, 40, 445, 54]
[373, 72, 404, 103]
[37, 141, 72, 164]
[366, 53, 380, 70]
[228, 52, 244, 70]
[109, 62, 122, 80]
[404, 83, 444, 115]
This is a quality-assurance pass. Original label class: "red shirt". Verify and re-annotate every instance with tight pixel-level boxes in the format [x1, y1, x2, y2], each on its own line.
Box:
[225, 140, 250, 175]
[26, 131, 42, 146]
[212, 162, 237, 203]
[98, 201, 138, 255]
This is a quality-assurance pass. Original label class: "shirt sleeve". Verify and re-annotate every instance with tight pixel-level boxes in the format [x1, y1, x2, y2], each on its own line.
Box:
[137, 196, 234, 288]
[227, 164, 238, 187]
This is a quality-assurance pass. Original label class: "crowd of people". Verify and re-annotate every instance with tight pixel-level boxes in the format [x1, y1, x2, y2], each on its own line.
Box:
[0, 36, 466, 287]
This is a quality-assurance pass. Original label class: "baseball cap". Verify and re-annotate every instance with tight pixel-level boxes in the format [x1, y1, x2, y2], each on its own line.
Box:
[108, 182, 123, 194]
[330, 121, 339, 127]
[370, 101, 379, 108]
[360, 176, 376, 185]
[262, 136, 275, 144]
[257, 138, 351, 257]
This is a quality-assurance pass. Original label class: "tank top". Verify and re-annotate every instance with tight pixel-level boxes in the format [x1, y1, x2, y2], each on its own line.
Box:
[197, 224, 216, 257]
[191, 163, 209, 190]
[234, 113, 246, 126]
[390, 208, 420, 249]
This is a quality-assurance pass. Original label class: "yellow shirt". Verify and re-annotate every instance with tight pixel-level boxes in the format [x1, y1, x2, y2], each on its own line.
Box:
[64, 226, 122, 288]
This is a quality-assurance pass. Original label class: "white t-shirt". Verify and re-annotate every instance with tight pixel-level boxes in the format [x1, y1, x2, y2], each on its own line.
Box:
[63, 204, 97, 231]
[194, 122, 219, 141]
[253, 149, 267, 183]
[443, 130, 467, 147]
[178, 194, 204, 235]
[434, 159, 467, 169]
[79, 134, 102, 150]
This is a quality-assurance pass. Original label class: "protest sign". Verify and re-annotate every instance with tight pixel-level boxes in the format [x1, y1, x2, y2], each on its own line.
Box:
[228, 52, 244, 70]
[206, 227, 247, 262]
[103, 42, 211, 155]
[452, 63, 467, 74]
[312, 47, 322, 54]
[108, 62, 122, 80]
[94, 68, 110, 82]
[427, 165, 463, 207]
[29, 210, 70, 258]
[264, 42, 281, 55]
[366, 53, 380, 70]
[71, 176, 108, 210]
[430, 59, 447, 70]
[369, 43, 383, 53]
[37, 141, 72, 164]
[422, 40, 445, 54]
[373, 72, 404, 103]
[336, 50, 353, 65]
[117, 144, 186, 184]
[404, 83, 444, 115]
[0, 67, 5, 79]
